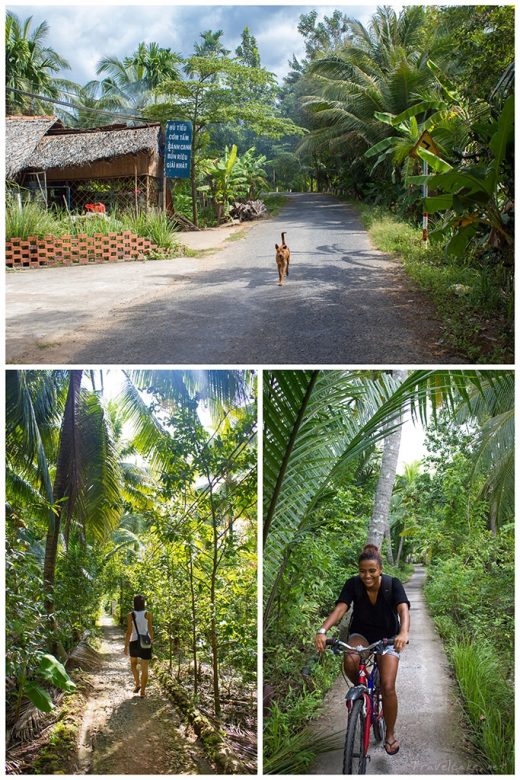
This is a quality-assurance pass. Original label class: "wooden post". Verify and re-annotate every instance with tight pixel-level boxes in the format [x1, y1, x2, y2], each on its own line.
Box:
[134, 160, 138, 217]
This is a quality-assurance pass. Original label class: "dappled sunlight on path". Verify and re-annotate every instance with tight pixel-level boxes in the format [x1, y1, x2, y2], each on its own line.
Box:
[76, 621, 215, 775]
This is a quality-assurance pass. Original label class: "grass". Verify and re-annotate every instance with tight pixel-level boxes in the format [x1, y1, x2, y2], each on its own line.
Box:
[6, 203, 181, 254]
[263, 193, 289, 217]
[353, 202, 513, 363]
[450, 640, 514, 774]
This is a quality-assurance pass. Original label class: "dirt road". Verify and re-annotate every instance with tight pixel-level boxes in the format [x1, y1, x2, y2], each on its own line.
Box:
[75, 618, 215, 775]
[6, 194, 462, 365]
[309, 567, 479, 775]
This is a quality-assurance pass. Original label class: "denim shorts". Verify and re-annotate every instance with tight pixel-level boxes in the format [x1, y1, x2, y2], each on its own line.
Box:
[348, 633, 400, 659]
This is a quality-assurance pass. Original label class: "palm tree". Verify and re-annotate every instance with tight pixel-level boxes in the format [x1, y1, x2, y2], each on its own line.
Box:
[367, 370, 407, 548]
[95, 43, 182, 117]
[5, 12, 70, 115]
[6, 370, 122, 653]
[263, 369, 513, 628]
[297, 6, 443, 178]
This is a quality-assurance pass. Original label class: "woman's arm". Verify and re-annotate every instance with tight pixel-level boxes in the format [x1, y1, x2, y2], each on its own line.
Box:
[124, 613, 132, 655]
[314, 602, 349, 652]
[147, 611, 154, 641]
[394, 603, 410, 652]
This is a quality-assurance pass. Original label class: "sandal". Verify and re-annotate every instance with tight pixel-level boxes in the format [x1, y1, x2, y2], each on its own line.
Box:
[384, 738, 400, 756]
[133, 685, 141, 693]
[140, 691, 146, 698]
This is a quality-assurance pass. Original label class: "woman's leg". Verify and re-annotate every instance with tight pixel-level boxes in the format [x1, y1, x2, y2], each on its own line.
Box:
[130, 657, 140, 687]
[377, 653, 400, 752]
[343, 634, 369, 684]
[140, 660, 149, 695]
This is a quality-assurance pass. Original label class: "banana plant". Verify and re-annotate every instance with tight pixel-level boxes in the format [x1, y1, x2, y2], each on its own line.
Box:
[409, 95, 514, 258]
[198, 144, 248, 221]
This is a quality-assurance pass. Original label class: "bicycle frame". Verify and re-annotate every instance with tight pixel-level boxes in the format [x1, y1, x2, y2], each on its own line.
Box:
[326, 637, 393, 771]
[345, 653, 380, 755]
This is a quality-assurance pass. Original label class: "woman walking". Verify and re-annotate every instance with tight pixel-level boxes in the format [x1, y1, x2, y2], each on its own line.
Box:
[124, 594, 154, 697]
[315, 544, 410, 755]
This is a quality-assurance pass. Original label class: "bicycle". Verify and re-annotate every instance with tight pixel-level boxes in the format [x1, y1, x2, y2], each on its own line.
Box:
[325, 637, 395, 774]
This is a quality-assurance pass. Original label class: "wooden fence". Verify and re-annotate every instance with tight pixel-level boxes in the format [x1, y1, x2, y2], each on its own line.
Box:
[6, 231, 160, 269]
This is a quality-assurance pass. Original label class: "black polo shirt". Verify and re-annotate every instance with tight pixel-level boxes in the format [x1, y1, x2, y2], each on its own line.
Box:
[336, 575, 410, 643]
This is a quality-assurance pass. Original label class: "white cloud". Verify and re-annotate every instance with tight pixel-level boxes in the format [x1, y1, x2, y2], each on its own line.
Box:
[8, 4, 378, 84]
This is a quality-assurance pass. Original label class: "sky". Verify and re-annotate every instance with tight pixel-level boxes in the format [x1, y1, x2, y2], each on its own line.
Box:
[8, 3, 378, 85]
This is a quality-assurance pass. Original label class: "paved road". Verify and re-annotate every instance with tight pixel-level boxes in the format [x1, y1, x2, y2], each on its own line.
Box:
[6, 194, 461, 365]
[309, 567, 479, 775]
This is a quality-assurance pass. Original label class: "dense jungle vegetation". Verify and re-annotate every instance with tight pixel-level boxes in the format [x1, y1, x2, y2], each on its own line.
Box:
[263, 369, 513, 774]
[6, 370, 257, 773]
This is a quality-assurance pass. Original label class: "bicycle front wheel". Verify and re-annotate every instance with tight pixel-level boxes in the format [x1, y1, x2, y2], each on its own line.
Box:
[372, 668, 386, 744]
[343, 698, 367, 774]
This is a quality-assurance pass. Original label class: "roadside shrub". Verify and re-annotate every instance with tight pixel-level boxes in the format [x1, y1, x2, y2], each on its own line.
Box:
[121, 209, 179, 252]
[451, 640, 513, 773]
[6, 202, 63, 239]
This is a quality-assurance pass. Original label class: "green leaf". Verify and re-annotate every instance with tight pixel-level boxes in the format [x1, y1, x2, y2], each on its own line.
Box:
[416, 148, 452, 173]
[489, 95, 514, 168]
[365, 136, 403, 158]
[425, 195, 454, 212]
[446, 224, 479, 258]
[25, 682, 54, 712]
[38, 654, 77, 692]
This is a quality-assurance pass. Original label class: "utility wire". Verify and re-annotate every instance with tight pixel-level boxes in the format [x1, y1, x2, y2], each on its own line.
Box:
[6, 87, 148, 122]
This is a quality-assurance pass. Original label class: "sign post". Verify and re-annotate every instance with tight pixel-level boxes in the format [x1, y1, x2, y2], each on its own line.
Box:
[410, 131, 440, 243]
[164, 120, 193, 179]
[163, 120, 193, 213]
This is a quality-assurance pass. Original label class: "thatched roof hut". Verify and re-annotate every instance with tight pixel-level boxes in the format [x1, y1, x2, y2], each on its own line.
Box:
[6, 117, 166, 211]
[25, 123, 163, 174]
[5, 115, 60, 179]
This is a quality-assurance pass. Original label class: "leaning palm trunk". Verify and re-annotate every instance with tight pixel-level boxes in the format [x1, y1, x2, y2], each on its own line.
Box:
[367, 370, 407, 549]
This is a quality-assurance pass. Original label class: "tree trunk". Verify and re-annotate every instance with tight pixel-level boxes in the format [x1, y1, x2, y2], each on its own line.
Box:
[188, 549, 199, 695]
[367, 370, 408, 550]
[43, 369, 83, 658]
[384, 524, 395, 565]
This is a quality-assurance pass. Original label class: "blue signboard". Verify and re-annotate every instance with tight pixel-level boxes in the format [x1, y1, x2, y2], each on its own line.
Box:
[164, 120, 193, 179]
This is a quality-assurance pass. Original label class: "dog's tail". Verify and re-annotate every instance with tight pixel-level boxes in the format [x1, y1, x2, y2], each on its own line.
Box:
[281, 231, 287, 246]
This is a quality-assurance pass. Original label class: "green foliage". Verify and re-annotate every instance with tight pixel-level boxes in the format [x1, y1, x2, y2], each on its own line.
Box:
[355, 201, 513, 363]
[6, 370, 257, 752]
[121, 209, 179, 251]
[450, 641, 513, 774]
[422, 96, 513, 262]
[6, 200, 64, 239]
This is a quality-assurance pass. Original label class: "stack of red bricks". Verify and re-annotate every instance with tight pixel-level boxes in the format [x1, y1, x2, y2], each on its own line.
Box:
[5, 231, 160, 269]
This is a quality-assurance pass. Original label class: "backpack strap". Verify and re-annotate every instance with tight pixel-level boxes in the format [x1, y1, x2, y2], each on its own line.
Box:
[131, 610, 139, 637]
[381, 573, 395, 611]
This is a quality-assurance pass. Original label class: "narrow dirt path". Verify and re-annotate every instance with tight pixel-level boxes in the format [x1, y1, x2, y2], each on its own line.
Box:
[75, 617, 216, 775]
[309, 566, 478, 774]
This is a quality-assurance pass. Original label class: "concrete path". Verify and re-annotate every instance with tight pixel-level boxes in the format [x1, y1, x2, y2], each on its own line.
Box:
[309, 567, 479, 774]
[6, 194, 462, 365]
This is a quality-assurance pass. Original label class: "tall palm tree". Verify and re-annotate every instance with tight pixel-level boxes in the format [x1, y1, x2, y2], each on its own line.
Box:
[367, 370, 407, 548]
[6, 370, 122, 649]
[5, 12, 70, 115]
[263, 369, 513, 628]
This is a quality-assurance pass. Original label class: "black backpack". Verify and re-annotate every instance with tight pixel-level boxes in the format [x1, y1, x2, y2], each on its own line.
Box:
[348, 573, 400, 636]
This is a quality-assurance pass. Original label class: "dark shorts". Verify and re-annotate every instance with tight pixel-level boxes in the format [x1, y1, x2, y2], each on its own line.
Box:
[129, 639, 152, 660]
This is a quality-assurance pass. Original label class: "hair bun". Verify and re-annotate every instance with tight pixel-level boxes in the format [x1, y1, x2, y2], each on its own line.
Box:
[362, 543, 379, 554]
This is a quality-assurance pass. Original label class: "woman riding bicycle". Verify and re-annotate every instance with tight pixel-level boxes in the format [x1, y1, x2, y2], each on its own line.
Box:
[315, 543, 410, 756]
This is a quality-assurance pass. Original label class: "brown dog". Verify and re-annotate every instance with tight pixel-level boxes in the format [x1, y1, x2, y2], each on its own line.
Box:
[275, 232, 290, 286]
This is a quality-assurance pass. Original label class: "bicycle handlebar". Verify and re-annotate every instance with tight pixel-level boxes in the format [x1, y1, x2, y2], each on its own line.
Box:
[325, 637, 396, 654]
